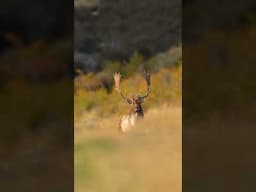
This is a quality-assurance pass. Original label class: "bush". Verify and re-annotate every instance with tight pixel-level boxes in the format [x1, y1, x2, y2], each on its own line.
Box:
[74, 63, 182, 118]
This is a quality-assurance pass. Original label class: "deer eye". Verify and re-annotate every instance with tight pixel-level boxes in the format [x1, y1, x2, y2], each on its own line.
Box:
[127, 98, 133, 104]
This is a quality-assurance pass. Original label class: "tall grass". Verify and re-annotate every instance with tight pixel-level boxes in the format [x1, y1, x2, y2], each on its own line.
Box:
[75, 105, 182, 192]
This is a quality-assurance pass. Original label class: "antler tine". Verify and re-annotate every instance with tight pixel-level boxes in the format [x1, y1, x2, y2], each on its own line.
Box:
[113, 72, 129, 100]
[141, 70, 151, 99]
[113, 72, 121, 92]
[143, 70, 151, 87]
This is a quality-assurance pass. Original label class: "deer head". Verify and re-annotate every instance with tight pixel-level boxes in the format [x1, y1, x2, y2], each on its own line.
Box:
[113, 71, 151, 114]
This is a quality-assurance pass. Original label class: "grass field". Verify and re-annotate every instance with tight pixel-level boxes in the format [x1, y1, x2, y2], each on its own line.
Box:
[75, 104, 181, 192]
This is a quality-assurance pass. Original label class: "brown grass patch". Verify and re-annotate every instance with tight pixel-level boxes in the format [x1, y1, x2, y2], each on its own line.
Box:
[75, 105, 181, 192]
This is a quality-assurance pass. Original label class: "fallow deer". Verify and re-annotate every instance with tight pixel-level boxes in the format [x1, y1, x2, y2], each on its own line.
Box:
[113, 71, 151, 132]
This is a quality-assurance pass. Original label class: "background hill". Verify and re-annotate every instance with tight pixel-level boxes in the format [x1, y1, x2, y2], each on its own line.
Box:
[75, 0, 181, 72]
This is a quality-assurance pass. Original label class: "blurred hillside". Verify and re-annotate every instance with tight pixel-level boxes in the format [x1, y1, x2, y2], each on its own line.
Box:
[0, 1, 73, 191]
[75, 0, 181, 72]
[0, 0, 73, 84]
[0, 0, 72, 46]
[183, 4, 256, 122]
[0, 0, 73, 148]
[183, 0, 256, 43]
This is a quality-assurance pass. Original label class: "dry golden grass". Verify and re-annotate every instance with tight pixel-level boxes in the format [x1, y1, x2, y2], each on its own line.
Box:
[75, 104, 181, 192]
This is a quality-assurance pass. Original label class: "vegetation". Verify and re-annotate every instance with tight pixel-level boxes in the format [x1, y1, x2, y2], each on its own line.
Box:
[75, 0, 181, 71]
[75, 105, 182, 192]
[184, 26, 256, 121]
[74, 46, 182, 192]
[0, 37, 73, 191]
[74, 48, 182, 127]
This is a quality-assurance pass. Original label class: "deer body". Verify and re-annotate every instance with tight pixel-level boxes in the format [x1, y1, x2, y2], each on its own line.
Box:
[119, 98, 144, 132]
[119, 114, 137, 132]
[113, 72, 151, 133]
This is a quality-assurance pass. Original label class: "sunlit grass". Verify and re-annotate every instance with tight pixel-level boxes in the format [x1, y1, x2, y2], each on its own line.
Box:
[75, 105, 181, 192]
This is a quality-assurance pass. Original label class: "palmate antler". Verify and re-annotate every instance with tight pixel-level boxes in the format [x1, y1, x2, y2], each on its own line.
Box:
[140, 70, 151, 99]
[113, 72, 121, 92]
[113, 72, 129, 100]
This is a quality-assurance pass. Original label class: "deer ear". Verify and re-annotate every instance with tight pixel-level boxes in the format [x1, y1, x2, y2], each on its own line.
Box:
[127, 98, 133, 104]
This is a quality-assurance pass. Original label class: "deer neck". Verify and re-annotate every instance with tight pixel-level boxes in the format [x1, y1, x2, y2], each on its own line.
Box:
[130, 104, 144, 117]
